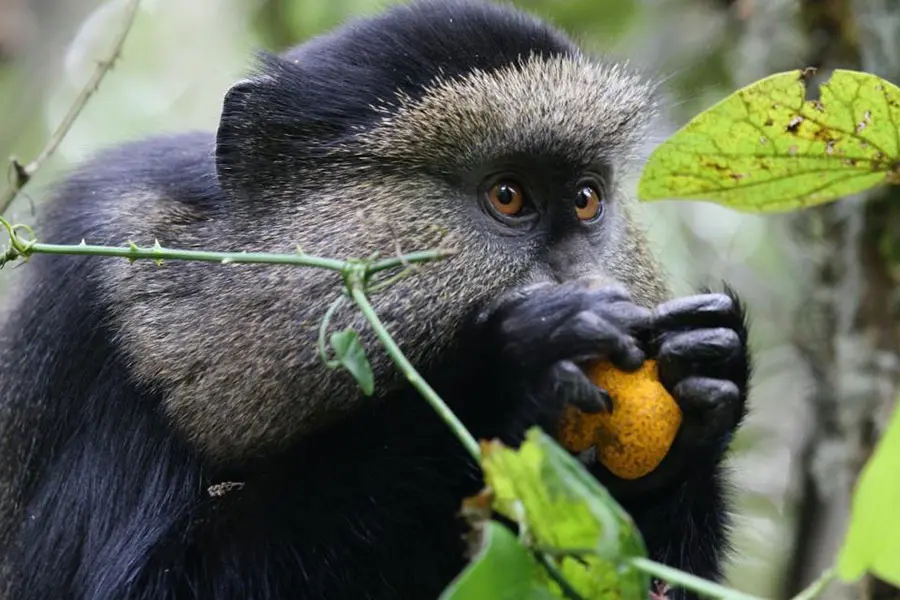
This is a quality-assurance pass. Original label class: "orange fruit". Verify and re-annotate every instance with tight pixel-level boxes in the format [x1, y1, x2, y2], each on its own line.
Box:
[556, 359, 683, 480]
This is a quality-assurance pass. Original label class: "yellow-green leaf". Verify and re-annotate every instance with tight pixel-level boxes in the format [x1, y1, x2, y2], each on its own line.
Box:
[439, 520, 556, 600]
[638, 69, 900, 213]
[837, 402, 900, 586]
[480, 428, 649, 599]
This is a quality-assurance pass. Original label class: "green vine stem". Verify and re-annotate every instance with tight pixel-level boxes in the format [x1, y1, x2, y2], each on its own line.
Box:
[0, 219, 452, 273]
[629, 558, 766, 600]
[633, 559, 835, 600]
[347, 271, 481, 461]
[1, 218, 468, 450]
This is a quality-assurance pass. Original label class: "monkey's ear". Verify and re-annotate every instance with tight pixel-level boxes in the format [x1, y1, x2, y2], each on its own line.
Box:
[215, 71, 291, 202]
[216, 50, 334, 203]
[215, 50, 386, 201]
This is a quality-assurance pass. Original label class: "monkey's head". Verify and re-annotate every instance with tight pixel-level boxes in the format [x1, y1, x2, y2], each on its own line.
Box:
[218, 0, 666, 294]
[102, 0, 671, 460]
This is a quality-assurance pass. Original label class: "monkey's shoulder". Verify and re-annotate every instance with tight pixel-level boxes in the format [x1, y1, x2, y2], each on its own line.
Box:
[40, 131, 223, 246]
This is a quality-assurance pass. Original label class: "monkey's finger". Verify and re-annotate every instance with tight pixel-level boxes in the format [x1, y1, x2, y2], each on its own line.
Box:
[528, 360, 612, 437]
[597, 300, 655, 343]
[489, 284, 590, 339]
[483, 278, 646, 338]
[584, 292, 653, 329]
[507, 280, 636, 319]
[475, 281, 563, 328]
[547, 360, 613, 414]
[656, 328, 743, 391]
[579, 281, 635, 303]
[520, 281, 636, 319]
[670, 377, 741, 446]
[651, 292, 743, 337]
[546, 311, 645, 372]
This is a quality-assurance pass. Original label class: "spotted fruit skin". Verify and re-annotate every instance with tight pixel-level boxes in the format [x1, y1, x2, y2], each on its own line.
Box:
[556, 359, 683, 480]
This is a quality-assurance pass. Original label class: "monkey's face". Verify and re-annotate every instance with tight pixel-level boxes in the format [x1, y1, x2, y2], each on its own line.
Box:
[325, 54, 668, 310]
[214, 52, 670, 370]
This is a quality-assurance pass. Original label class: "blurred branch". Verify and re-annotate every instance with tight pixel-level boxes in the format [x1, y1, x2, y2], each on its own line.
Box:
[793, 568, 837, 600]
[0, 0, 141, 216]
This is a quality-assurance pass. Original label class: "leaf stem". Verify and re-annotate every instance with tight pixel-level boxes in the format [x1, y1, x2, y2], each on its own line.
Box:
[629, 558, 766, 600]
[317, 295, 345, 367]
[789, 568, 835, 600]
[347, 281, 481, 461]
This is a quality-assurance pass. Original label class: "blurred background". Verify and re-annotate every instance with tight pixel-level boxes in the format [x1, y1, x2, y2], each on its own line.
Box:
[1, 0, 897, 598]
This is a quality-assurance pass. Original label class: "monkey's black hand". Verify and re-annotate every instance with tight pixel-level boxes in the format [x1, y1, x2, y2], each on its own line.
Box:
[598, 289, 750, 497]
[653, 290, 749, 449]
[475, 280, 652, 442]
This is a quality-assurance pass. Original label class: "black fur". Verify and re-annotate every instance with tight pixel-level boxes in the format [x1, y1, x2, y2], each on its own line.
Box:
[0, 1, 751, 599]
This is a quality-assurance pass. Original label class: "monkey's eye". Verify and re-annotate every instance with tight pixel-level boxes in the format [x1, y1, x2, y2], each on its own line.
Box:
[486, 181, 525, 216]
[574, 185, 603, 221]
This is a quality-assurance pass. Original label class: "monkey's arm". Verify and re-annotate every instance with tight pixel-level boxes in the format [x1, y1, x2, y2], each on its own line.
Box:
[620, 455, 734, 589]
[464, 280, 652, 441]
[469, 284, 749, 597]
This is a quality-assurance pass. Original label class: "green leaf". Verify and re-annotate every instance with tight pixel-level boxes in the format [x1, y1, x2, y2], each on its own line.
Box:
[638, 69, 900, 213]
[330, 328, 375, 395]
[439, 520, 556, 600]
[837, 402, 900, 586]
[479, 428, 649, 599]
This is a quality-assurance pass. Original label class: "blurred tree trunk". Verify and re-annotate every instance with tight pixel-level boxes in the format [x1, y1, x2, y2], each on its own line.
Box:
[729, 1, 900, 598]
